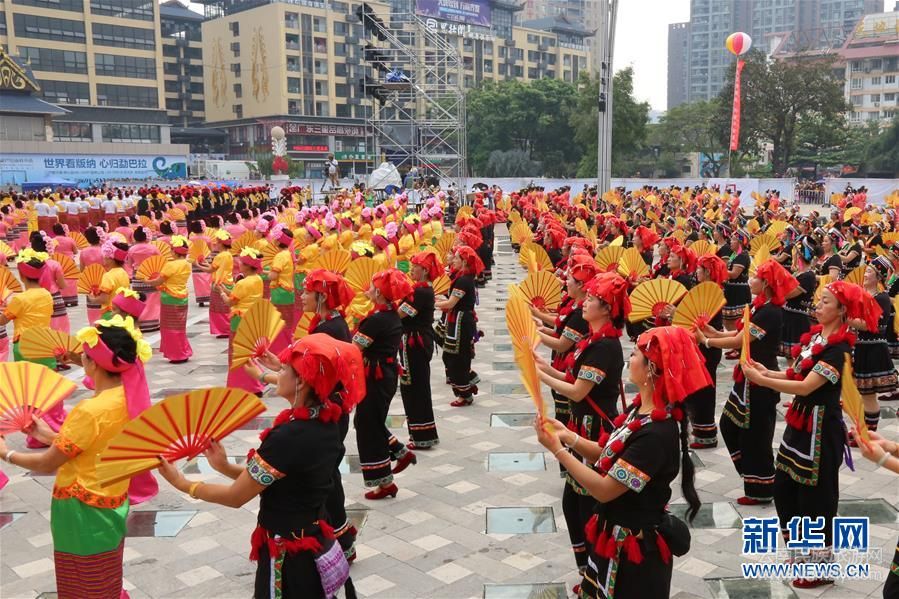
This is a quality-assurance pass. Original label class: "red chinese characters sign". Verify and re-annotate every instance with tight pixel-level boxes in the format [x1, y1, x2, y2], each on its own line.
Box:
[284, 123, 365, 137]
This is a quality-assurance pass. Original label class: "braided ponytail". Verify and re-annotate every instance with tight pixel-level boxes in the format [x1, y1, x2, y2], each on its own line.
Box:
[679, 418, 700, 523]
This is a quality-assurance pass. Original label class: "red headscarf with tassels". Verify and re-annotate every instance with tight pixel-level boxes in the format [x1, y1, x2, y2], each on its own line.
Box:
[826, 280, 882, 333]
[636, 326, 712, 410]
[584, 272, 631, 322]
[697, 254, 727, 285]
[754, 259, 798, 306]
[278, 333, 365, 415]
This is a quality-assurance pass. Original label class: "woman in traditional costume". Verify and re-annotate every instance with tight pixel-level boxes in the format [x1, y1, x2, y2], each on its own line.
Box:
[93, 240, 130, 321]
[158, 334, 361, 598]
[352, 269, 413, 499]
[31, 232, 70, 335]
[198, 229, 234, 338]
[435, 246, 483, 407]
[51, 223, 79, 308]
[780, 236, 817, 357]
[744, 280, 873, 589]
[267, 224, 297, 354]
[536, 325, 706, 599]
[722, 230, 751, 342]
[80, 226, 106, 323]
[697, 259, 795, 505]
[127, 226, 161, 334]
[187, 220, 212, 307]
[0, 318, 152, 599]
[399, 251, 441, 450]
[534, 271, 629, 580]
[147, 235, 192, 363]
[221, 247, 265, 394]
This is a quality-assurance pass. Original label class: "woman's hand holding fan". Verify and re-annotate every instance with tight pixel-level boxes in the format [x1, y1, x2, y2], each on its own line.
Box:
[841, 353, 870, 449]
[0, 363, 78, 435]
[505, 286, 545, 421]
[231, 299, 285, 370]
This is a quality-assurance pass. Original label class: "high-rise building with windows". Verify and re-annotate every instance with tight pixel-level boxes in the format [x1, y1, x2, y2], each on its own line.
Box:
[160, 0, 206, 128]
[673, 0, 883, 105]
[0, 0, 188, 185]
[668, 22, 689, 109]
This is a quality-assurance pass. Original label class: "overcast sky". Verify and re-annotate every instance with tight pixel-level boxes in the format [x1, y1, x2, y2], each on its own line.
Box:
[170, 0, 893, 113]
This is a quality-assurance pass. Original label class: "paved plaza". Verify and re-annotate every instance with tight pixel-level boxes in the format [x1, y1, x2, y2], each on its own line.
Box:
[0, 227, 897, 599]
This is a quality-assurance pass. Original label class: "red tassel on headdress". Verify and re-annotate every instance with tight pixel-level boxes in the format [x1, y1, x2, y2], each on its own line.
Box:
[623, 534, 643, 564]
[656, 531, 672, 564]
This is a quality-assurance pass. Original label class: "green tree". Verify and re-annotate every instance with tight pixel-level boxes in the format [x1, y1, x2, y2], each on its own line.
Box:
[465, 78, 580, 176]
[485, 149, 541, 176]
[570, 68, 650, 177]
[656, 100, 727, 177]
[716, 50, 848, 175]
[864, 117, 899, 176]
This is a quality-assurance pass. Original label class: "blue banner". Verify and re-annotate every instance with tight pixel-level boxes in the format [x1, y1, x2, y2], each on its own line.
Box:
[0, 153, 188, 188]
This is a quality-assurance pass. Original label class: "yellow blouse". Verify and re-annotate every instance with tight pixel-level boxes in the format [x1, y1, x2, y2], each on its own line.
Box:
[160, 259, 191, 299]
[4, 287, 52, 341]
[230, 274, 263, 318]
[211, 251, 234, 286]
[99, 267, 129, 313]
[269, 249, 294, 291]
[52, 386, 130, 508]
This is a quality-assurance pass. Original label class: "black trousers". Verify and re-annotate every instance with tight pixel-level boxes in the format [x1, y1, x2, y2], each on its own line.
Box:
[562, 481, 594, 570]
[721, 385, 778, 501]
[325, 414, 352, 550]
[354, 366, 406, 487]
[401, 335, 439, 447]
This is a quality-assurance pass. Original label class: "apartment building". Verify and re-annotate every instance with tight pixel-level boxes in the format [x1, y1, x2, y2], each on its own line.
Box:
[0, 0, 188, 185]
[843, 11, 899, 126]
[161, 0, 206, 128]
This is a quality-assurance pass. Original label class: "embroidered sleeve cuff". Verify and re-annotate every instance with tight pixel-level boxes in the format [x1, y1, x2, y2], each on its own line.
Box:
[399, 302, 418, 317]
[748, 323, 766, 340]
[812, 361, 840, 384]
[607, 458, 650, 493]
[577, 365, 606, 383]
[562, 327, 584, 343]
[52, 434, 83, 459]
[353, 332, 373, 348]
[246, 453, 285, 486]
[451, 289, 466, 299]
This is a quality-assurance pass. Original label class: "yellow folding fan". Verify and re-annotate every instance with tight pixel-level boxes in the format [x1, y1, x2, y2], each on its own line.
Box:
[0, 362, 78, 434]
[230, 299, 285, 370]
[672, 281, 725, 330]
[627, 278, 687, 323]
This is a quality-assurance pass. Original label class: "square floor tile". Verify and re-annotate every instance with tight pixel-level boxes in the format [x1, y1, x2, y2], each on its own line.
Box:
[180, 456, 246, 475]
[385, 414, 407, 428]
[339, 454, 361, 474]
[237, 416, 274, 430]
[347, 508, 369, 532]
[494, 343, 513, 352]
[411, 534, 452, 551]
[487, 452, 546, 472]
[428, 562, 472, 584]
[492, 384, 527, 395]
[490, 413, 535, 428]
[494, 328, 509, 335]
[356, 574, 395, 594]
[126, 510, 197, 537]
[501, 551, 545, 571]
[689, 450, 706, 468]
[486, 507, 556, 534]
[484, 583, 566, 598]
[446, 480, 480, 494]
[669, 502, 741, 529]
[492, 362, 516, 371]
[838, 498, 899, 524]
[0, 511, 25, 531]
[188, 364, 229, 374]
[706, 577, 798, 598]
[881, 406, 896, 419]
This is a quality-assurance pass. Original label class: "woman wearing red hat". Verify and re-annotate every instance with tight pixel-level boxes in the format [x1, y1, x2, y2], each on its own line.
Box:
[632, 225, 659, 267]
[534, 272, 629, 578]
[666, 244, 697, 290]
[399, 251, 441, 450]
[743, 280, 871, 589]
[160, 334, 361, 598]
[302, 269, 354, 342]
[687, 254, 728, 450]
[353, 268, 413, 499]
[697, 259, 795, 505]
[536, 326, 706, 599]
[436, 246, 484, 408]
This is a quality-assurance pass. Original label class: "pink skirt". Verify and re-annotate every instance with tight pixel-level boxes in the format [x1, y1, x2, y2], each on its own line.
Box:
[132, 279, 160, 333]
[159, 302, 192, 362]
[270, 303, 295, 355]
[128, 471, 159, 505]
[0, 468, 7, 491]
[50, 292, 70, 335]
[209, 291, 230, 337]
[62, 278, 78, 305]
[192, 270, 211, 304]
[0, 334, 8, 362]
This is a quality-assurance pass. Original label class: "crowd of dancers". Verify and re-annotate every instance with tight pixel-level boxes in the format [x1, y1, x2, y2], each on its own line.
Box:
[0, 182, 898, 598]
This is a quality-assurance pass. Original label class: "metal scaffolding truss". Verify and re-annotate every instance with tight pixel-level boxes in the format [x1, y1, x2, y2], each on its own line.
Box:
[359, 7, 467, 190]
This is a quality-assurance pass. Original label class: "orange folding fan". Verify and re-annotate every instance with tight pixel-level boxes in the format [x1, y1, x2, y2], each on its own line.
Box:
[95, 387, 266, 487]
[0, 240, 14, 260]
[844, 264, 865, 286]
[595, 245, 625, 272]
[316, 249, 351, 274]
[689, 240, 717, 257]
[18, 327, 82, 361]
[519, 270, 562, 311]
[628, 279, 687, 323]
[0, 267, 22, 301]
[672, 282, 725, 330]
[150, 240, 174, 261]
[432, 274, 451, 297]
[434, 232, 456, 261]
[617, 247, 650, 281]
[188, 239, 210, 264]
[293, 311, 314, 340]
[136, 255, 168, 281]
[77, 263, 106, 295]
[230, 231, 259, 256]
[345, 257, 381, 293]
[231, 299, 285, 370]
[841, 352, 869, 446]
[740, 306, 751, 365]
[51, 253, 79, 279]
[0, 362, 78, 434]
[70, 231, 89, 250]
[505, 285, 545, 419]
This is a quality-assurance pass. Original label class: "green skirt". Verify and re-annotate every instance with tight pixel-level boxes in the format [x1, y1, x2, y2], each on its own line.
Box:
[51, 496, 129, 555]
[13, 341, 56, 369]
